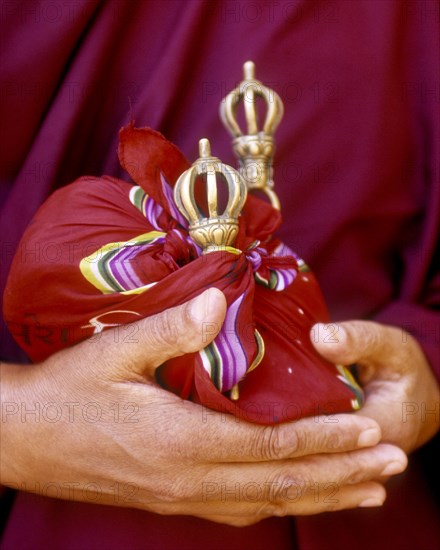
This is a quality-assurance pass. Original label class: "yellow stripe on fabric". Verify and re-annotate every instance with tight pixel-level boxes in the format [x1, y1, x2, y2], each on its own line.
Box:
[79, 231, 166, 294]
[120, 281, 158, 295]
[202, 245, 242, 255]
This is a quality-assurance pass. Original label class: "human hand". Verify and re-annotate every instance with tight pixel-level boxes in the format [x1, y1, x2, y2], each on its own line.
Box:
[312, 320, 440, 454]
[1, 290, 407, 527]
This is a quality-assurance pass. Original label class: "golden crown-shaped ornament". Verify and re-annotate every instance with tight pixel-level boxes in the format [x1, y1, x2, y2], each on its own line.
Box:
[220, 60, 284, 209]
[173, 138, 247, 252]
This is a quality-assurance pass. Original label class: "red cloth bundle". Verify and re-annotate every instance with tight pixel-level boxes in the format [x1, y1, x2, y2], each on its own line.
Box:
[3, 125, 362, 424]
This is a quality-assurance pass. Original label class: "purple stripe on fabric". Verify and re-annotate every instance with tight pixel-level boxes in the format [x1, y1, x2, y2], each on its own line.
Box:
[108, 245, 144, 289]
[216, 294, 247, 390]
[214, 335, 235, 390]
[286, 244, 299, 260]
[247, 250, 262, 271]
[160, 172, 188, 228]
[286, 269, 296, 285]
[145, 196, 163, 230]
[172, 228, 185, 241]
[108, 238, 165, 290]
[280, 269, 290, 290]
[274, 269, 284, 291]
[191, 240, 202, 256]
[276, 268, 296, 291]
[118, 246, 147, 289]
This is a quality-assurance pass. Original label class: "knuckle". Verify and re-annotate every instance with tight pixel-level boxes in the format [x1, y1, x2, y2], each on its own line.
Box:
[338, 453, 366, 484]
[144, 308, 196, 355]
[283, 426, 301, 455]
[288, 422, 346, 455]
[250, 426, 295, 460]
[297, 431, 311, 455]
[346, 470, 367, 485]
[152, 310, 181, 347]
[268, 469, 310, 502]
[323, 429, 345, 451]
[351, 322, 378, 355]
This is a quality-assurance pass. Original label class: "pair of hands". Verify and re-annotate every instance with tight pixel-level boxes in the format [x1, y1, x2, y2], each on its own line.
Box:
[1, 288, 439, 526]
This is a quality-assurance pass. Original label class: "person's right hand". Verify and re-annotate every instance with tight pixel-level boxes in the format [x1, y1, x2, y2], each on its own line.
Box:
[0, 289, 407, 527]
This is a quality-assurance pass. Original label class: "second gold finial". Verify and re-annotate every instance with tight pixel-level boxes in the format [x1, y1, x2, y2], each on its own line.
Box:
[219, 61, 284, 210]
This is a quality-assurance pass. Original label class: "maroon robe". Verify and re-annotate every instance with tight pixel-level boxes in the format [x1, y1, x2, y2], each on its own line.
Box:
[1, 1, 439, 548]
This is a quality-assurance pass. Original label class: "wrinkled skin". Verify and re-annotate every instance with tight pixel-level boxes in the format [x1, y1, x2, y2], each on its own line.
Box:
[2, 288, 437, 527]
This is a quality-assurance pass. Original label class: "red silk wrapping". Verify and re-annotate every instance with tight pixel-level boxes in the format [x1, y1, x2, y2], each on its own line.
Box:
[3, 126, 362, 424]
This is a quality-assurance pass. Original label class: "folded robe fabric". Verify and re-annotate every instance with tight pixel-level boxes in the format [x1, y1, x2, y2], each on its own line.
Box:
[3, 125, 362, 424]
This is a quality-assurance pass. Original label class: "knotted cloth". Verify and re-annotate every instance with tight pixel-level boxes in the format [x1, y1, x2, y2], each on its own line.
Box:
[3, 125, 362, 424]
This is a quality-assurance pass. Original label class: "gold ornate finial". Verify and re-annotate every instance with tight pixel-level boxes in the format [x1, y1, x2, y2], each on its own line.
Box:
[220, 60, 284, 209]
[174, 138, 247, 252]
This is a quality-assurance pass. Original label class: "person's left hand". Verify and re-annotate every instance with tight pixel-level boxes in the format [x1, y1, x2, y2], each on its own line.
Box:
[311, 320, 440, 454]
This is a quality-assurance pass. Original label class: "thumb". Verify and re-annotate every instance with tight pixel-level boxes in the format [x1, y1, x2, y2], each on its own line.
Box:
[98, 288, 227, 379]
[310, 320, 398, 368]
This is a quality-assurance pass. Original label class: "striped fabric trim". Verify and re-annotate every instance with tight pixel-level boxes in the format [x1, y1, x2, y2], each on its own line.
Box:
[335, 364, 364, 410]
[254, 267, 296, 291]
[129, 186, 163, 230]
[297, 258, 311, 272]
[251, 241, 298, 291]
[272, 242, 294, 258]
[129, 177, 188, 229]
[203, 245, 242, 256]
[199, 294, 249, 391]
[79, 231, 165, 294]
[273, 242, 310, 272]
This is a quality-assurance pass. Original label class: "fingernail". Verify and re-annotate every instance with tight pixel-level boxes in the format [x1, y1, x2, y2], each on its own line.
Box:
[358, 497, 384, 508]
[380, 461, 406, 477]
[189, 291, 209, 322]
[312, 323, 347, 346]
[357, 427, 381, 447]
